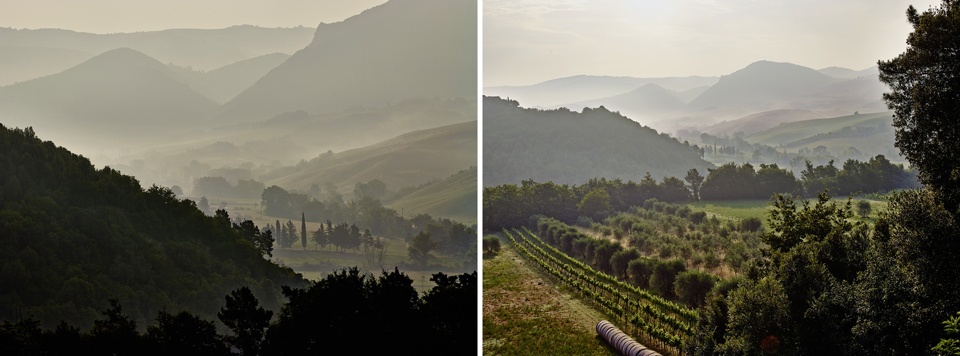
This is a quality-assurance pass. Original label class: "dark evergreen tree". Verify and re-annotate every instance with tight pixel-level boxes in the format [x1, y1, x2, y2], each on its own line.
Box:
[301, 212, 307, 250]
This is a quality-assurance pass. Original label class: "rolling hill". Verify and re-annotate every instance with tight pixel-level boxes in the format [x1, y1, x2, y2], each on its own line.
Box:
[702, 109, 825, 136]
[386, 166, 477, 224]
[0, 47, 219, 152]
[264, 120, 476, 202]
[747, 111, 893, 145]
[483, 96, 713, 186]
[0, 123, 305, 329]
[745, 111, 902, 161]
[219, 0, 477, 123]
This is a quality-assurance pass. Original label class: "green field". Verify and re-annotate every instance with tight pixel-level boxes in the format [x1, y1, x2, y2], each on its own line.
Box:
[385, 166, 477, 225]
[684, 195, 889, 230]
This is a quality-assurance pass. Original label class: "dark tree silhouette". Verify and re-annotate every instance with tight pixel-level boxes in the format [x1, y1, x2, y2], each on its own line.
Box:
[300, 212, 307, 250]
[89, 299, 139, 356]
[218, 287, 273, 356]
[145, 309, 229, 356]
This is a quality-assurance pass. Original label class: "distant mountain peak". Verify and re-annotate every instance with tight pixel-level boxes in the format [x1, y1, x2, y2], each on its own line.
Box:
[220, 0, 476, 123]
[688, 60, 835, 110]
[79, 47, 168, 69]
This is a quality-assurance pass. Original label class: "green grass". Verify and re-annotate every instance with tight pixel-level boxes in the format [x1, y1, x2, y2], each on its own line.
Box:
[684, 195, 889, 230]
[684, 199, 774, 228]
[483, 244, 617, 356]
[385, 166, 477, 225]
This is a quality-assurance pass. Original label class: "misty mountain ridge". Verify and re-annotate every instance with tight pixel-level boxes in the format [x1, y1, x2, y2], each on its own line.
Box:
[0, 47, 219, 152]
[0, 25, 314, 85]
[562, 83, 689, 124]
[484, 74, 719, 108]
[488, 60, 891, 135]
[219, 0, 477, 123]
[111, 97, 475, 192]
[0, 0, 477, 201]
[817, 65, 879, 79]
[687, 60, 837, 109]
[168, 52, 291, 103]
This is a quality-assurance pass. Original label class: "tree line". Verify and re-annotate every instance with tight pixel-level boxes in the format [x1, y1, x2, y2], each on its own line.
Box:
[484, 155, 917, 231]
[261, 185, 475, 262]
[0, 267, 476, 355]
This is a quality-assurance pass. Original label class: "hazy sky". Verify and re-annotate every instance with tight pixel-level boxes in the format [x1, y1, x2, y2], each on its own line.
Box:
[0, 0, 388, 33]
[484, 0, 943, 86]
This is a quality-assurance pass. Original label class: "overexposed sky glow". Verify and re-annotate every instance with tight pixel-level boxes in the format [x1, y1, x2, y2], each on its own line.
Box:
[0, 0, 388, 33]
[484, 0, 943, 86]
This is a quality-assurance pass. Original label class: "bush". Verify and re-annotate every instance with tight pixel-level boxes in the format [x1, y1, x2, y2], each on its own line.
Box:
[482, 236, 501, 255]
[740, 217, 763, 232]
[689, 211, 707, 224]
[857, 200, 872, 217]
[674, 271, 718, 308]
[576, 215, 594, 228]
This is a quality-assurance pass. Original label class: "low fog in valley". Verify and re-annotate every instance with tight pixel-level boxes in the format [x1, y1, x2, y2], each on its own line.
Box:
[0, 2, 478, 350]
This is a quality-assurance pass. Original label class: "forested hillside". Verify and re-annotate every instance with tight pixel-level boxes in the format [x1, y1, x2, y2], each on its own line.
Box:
[0, 124, 306, 329]
[483, 96, 713, 186]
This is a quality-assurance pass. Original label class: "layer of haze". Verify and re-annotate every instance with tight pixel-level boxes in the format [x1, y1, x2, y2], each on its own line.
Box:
[484, 0, 943, 86]
[0, 0, 388, 33]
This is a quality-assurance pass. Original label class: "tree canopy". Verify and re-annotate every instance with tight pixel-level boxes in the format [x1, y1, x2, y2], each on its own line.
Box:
[879, 0, 960, 211]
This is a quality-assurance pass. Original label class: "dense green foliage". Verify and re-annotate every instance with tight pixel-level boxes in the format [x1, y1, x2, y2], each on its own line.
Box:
[934, 312, 960, 355]
[879, 0, 960, 211]
[484, 177, 700, 231]
[800, 155, 919, 196]
[0, 124, 304, 329]
[686, 189, 960, 355]
[485, 155, 915, 233]
[700, 163, 802, 200]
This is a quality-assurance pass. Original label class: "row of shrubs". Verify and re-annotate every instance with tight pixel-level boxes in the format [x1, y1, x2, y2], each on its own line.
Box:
[535, 217, 718, 307]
